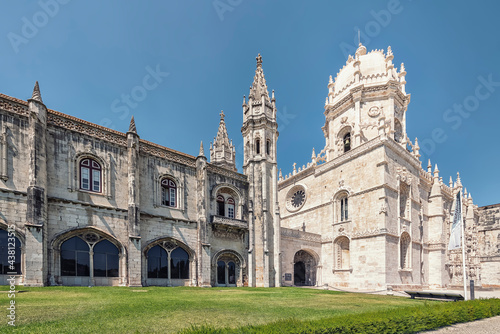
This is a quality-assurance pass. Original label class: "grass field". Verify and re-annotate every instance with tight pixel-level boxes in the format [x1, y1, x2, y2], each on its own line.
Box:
[0, 286, 434, 333]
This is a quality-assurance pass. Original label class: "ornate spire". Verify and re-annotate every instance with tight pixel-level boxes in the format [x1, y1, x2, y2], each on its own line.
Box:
[210, 110, 236, 171]
[31, 81, 43, 103]
[249, 53, 270, 102]
[199, 141, 205, 157]
[128, 116, 137, 133]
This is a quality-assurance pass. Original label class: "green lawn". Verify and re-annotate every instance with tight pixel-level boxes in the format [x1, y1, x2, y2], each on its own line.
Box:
[0, 286, 434, 333]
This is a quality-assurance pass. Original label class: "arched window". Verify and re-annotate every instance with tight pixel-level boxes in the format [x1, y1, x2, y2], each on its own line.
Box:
[340, 196, 348, 221]
[170, 247, 189, 279]
[0, 229, 22, 275]
[93, 240, 119, 277]
[255, 139, 261, 154]
[227, 198, 235, 218]
[335, 237, 350, 270]
[147, 244, 190, 280]
[61, 237, 90, 277]
[161, 178, 177, 207]
[80, 158, 101, 192]
[217, 195, 225, 216]
[266, 140, 271, 155]
[147, 245, 168, 278]
[60, 235, 120, 279]
[343, 133, 351, 153]
[400, 233, 411, 269]
[217, 259, 237, 286]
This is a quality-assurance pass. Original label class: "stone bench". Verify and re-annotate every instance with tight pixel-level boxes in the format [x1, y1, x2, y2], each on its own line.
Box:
[405, 290, 464, 302]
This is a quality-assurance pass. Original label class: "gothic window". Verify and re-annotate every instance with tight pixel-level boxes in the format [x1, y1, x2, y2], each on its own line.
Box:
[0, 229, 22, 275]
[400, 232, 411, 269]
[161, 178, 177, 207]
[217, 258, 237, 286]
[61, 236, 120, 278]
[147, 244, 189, 279]
[335, 236, 350, 270]
[93, 240, 119, 277]
[61, 237, 90, 276]
[80, 158, 101, 193]
[217, 195, 225, 216]
[227, 198, 235, 218]
[266, 139, 271, 155]
[399, 182, 409, 218]
[255, 139, 261, 154]
[343, 133, 351, 153]
[340, 196, 349, 221]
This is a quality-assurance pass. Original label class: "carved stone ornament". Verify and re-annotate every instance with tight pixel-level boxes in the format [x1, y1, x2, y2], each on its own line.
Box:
[368, 106, 381, 117]
[341, 116, 348, 124]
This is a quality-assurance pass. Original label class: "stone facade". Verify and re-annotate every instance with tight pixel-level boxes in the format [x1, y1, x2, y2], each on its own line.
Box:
[277, 44, 499, 291]
[0, 45, 498, 290]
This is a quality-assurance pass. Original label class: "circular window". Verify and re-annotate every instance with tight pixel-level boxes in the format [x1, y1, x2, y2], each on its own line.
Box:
[286, 185, 307, 212]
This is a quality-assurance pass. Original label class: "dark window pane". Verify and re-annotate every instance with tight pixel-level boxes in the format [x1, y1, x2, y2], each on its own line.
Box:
[61, 237, 89, 277]
[107, 254, 119, 277]
[77, 251, 90, 276]
[94, 240, 119, 255]
[228, 262, 236, 284]
[171, 247, 189, 279]
[93, 240, 119, 277]
[93, 252, 106, 277]
[61, 250, 76, 276]
[217, 261, 225, 284]
[0, 230, 22, 275]
[147, 246, 168, 278]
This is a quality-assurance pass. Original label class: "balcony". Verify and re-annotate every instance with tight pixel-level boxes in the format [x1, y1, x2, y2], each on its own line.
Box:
[211, 215, 248, 229]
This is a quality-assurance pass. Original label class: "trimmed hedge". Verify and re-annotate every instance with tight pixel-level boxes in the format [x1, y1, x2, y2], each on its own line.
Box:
[183, 298, 500, 334]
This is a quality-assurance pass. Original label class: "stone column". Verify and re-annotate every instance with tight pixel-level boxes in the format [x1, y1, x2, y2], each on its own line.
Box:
[196, 142, 211, 287]
[25, 82, 48, 287]
[127, 117, 142, 287]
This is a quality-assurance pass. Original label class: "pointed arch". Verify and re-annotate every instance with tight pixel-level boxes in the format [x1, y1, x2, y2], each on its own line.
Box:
[143, 237, 196, 286]
[51, 227, 125, 286]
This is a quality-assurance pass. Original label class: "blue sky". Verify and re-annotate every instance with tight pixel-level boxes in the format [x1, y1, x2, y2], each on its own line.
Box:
[1, 0, 499, 206]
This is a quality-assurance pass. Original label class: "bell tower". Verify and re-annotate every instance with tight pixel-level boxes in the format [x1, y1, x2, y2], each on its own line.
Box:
[242, 54, 280, 287]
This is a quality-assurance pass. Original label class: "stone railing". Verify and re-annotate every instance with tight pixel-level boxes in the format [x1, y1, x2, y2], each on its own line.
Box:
[280, 227, 321, 243]
[211, 215, 248, 229]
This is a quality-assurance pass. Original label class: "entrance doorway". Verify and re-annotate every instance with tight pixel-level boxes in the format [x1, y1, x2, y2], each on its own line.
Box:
[293, 250, 316, 286]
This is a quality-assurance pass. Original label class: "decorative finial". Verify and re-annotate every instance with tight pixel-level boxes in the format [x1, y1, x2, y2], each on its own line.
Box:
[256, 53, 262, 67]
[128, 116, 137, 133]
[31, 81, 43, 103]
[311, 147, 316, 159]
[449, 176, 453, 188]
[358, 29, 361, 46]
[199, 141, 205, 157]
[272, 89, 275, 100]
[219, 110, 225, 121]
[329, 75, 333, 84]
[427, 159, 432, 172]
[400, 63, 406, 73]
[387, 46, 393, 57]
[456, 172, 462, 186]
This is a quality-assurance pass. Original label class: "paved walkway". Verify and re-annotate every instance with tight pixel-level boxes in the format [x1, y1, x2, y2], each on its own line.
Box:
[421, 315, 500, 333]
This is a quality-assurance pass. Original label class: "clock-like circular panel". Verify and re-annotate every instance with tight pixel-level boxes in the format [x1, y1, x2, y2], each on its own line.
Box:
[286, 185, 307, 212]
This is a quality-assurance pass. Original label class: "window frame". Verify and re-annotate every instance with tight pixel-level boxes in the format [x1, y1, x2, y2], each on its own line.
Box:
[79, 158, 102, 193]
[161, 178, 177, 208]
[147, 244, 190, 280]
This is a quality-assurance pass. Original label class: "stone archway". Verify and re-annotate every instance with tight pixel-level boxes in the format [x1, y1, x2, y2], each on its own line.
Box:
[293, 250, 316, 286]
